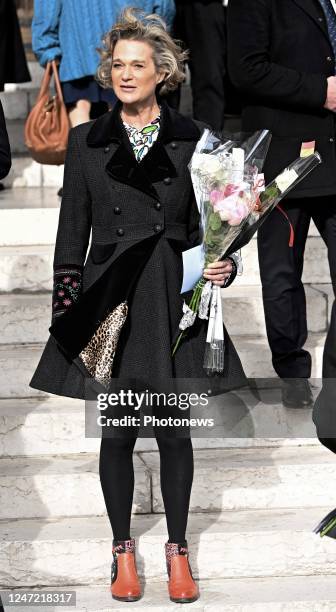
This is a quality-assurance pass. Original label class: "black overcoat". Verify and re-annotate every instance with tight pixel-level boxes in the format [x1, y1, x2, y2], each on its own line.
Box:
[30, 101, 246, 400]
[0, 100, 11, 179]
[227, 0, 336, 199]
[0, 0, 31, 91]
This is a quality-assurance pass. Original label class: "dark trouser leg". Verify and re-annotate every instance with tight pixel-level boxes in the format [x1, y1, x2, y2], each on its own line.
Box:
[99, 435, 137, 540]
[175, 0, 226, 129]
[155, 419, 194, 542]
[257, 199, 312, 378]
[312, 196, 336, 378]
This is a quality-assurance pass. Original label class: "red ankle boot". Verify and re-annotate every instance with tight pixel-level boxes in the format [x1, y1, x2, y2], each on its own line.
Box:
[110, 538, 141, 601]
[165, 541, 199, 603]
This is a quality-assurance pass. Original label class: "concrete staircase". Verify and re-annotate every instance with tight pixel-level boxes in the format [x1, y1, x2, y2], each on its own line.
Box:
[1, 64, 336, 611]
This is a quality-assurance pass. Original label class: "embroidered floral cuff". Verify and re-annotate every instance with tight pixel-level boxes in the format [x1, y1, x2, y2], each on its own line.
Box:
[52, 265, 83, 322]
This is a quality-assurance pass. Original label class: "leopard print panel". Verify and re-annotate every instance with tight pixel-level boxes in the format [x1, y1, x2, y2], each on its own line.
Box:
[79, 301, 128, 387]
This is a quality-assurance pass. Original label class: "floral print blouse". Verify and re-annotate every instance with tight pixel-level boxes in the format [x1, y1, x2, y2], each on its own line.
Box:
[122, 110, 161, 162]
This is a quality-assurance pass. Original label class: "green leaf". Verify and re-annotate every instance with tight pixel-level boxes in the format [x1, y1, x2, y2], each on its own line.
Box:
[209, 212, 222, 231]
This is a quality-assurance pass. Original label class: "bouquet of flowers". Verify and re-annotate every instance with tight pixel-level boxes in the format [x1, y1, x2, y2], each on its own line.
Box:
[172, 129, 322, 374]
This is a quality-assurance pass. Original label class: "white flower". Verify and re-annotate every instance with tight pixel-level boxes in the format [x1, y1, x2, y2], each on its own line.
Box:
[192, 153, 221, 175]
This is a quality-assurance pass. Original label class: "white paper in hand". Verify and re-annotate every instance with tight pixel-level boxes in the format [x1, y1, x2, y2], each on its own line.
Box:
[181, 244, 205, 293]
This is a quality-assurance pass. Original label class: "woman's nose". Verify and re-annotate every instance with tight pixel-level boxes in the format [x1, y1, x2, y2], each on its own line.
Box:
[121, 68, 133, 80]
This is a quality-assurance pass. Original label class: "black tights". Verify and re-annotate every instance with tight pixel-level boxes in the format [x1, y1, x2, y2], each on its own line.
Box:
[99, 434, 194, 542]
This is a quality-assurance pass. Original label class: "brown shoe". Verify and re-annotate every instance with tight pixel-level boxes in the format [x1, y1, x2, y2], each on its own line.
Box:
[165, 541, 200, 603]
[110, 538, 142, 602]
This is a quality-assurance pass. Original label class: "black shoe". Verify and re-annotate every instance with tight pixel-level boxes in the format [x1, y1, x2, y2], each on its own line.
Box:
[282, 378, 313, 408]
[57, 187, 63, 197]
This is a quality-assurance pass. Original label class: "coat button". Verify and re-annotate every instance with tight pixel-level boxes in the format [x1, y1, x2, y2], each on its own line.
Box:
[330, 137, 334, 143]
[116, 228, 124, 236]
[170, 142, 178, 149]
[154, 223, 162, 232]
[163, 177, 172, 185]
[327, 56, 333, 62]
[154, 202, 162, 210]
[104, 146, 110, 153]
[318, 16, 324, 22]
[114, 206, 121, 214]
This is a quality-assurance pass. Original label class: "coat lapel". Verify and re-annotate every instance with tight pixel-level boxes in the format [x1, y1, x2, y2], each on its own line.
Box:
[86, 99, 201, 199]
[291, 0, 330, 41]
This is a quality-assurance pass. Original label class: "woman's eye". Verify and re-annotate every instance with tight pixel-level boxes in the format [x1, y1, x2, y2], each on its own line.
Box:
[112, 63, 122, 68]
[135, 64, 144, 68]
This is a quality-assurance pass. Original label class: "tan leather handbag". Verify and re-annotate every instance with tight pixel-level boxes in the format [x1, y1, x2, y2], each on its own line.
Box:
[25, 60, 70, 165]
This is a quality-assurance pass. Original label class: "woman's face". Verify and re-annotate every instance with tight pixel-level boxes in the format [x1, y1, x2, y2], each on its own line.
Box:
[111, 39, 165, 105]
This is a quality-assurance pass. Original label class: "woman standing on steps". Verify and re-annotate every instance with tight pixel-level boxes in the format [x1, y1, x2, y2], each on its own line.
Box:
[30, 9, 246, 603]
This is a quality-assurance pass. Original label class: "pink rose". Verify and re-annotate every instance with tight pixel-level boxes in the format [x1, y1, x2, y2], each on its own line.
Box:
[63, 298, 72, 306]
[224, 184, 240, 197]
[63, 276, 71, 284]
[210, 190, 224, 204]
[72, 281, 78, 288]
[228, 200, 250, 226]
[214, 196, 237, 221]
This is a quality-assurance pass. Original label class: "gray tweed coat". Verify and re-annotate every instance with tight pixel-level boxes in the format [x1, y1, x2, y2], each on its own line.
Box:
[30, 100, 246, 399]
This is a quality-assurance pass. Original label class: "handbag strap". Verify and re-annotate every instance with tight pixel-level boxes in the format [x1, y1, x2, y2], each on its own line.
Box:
[51, 60, 65, 104]
[37, 60, 65, 104]
[37, 62, 53, 100]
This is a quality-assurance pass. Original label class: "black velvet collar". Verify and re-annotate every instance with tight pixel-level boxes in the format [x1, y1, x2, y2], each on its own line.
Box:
[86, 99, 201, 198]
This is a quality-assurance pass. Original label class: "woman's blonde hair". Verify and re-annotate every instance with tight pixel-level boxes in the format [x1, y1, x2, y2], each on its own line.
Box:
[96, 7, 188, 95]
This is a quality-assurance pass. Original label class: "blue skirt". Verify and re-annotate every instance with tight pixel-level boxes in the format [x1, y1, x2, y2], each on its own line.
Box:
[61, 76, 116, 106]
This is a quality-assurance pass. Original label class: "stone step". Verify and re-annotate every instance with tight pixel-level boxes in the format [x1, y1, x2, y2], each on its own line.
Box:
[0, 392, 320, 458]
[1, 446, 334, 520]
[0, 285, 330, 345]
[0, 208, 59, 246]
[0, 245, 53, 292]
[0, 89, 32, 121]
[235, 333, 325, 379]
[140, 446, 335, 514]
[1, 508, 336, 585]
[0, 336, 325, 398]
[6, 120, 28, 155]
[2, 156, 63, 186]
[6, 576, 336, 611]
[0, 453, 151, 520]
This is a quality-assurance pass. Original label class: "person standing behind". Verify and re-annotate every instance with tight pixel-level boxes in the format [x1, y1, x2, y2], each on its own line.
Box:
[227, 0, 336, 407]
[32, 0, 175, 129]
[174, 0, 227, 130]
[0, 0, 31, 92]
[0, 100, 11, 180]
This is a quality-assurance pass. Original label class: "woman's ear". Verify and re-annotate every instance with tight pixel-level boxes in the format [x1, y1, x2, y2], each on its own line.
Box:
[157, 71, 167, 85]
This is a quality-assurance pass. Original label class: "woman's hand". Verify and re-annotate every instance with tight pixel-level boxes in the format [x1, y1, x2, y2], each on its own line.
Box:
[203, 259, 233, 287]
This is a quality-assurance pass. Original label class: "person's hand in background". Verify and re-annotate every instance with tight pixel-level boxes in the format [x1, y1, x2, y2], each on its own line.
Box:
[324, 76, 336, 112]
